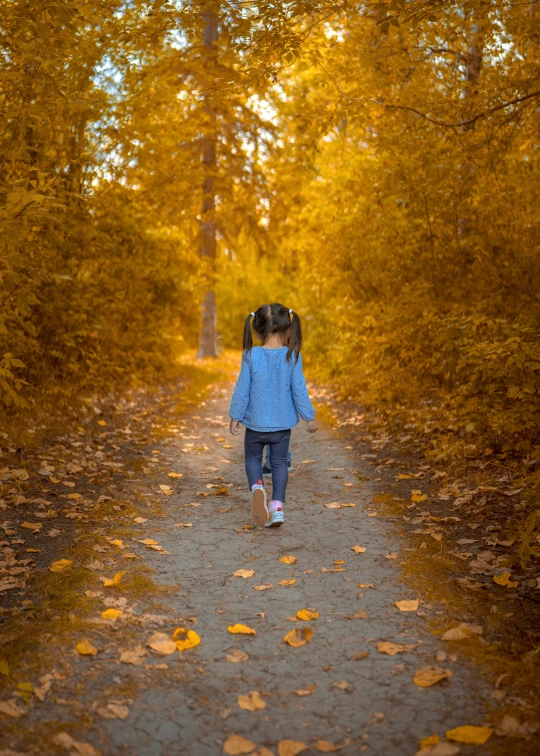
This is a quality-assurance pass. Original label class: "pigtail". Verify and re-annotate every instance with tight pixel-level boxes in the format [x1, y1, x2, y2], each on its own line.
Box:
[242, 312, 254, 355]
[286, 310, 302, 362]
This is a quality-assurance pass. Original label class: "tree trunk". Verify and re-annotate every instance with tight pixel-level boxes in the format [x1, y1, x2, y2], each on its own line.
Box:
[197, 5, 219, 358]
[457, 4, 488, 259]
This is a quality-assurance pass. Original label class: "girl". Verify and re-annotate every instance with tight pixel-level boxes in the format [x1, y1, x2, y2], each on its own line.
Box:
[229, 303, 318, 527]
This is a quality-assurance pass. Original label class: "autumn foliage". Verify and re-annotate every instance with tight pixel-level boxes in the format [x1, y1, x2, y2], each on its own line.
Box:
[1, 0, 540, 469]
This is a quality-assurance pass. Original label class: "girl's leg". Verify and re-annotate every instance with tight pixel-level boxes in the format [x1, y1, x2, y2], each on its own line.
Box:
[244, 429, 265, 490]
[268, 429, 291, 503]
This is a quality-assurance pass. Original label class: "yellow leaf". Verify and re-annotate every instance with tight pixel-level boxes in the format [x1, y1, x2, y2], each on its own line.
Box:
[446, 725, 493, 744]
[280, 555, 297, 564]
[21, 521, 42, 531]
[228, 624, 256, 635]
[172, 627, 201, 652]
[279, 579, 296, 586]
[147, 632, 177, 655]
[419, 735, 440, 749]
[49, 476, 60, 484]
[493, 572, 518, 588]
[26, 548, 40, 553]
[168, 472, 183, 478]
[12, 468, 29, 480]
[101, 608, 123, 620]
[0, 659, 9, 676]
[277, 741, 308, 756]
[49, 559, 73, 573]
[110, 539, 124, 547]
[334, 559, 344, 565]
[138, 538, 158, 545]
[398, 473, 414, 479]
[283, 627, 313, 647]
[394, 598, 419, 612]
[233, 569, 255, 578]
[67, 492, 82, 500]
[314, 741, 338, 752]
[296, 608, 319, 621]
[293, 684, 316, 696]
[76, 639, 98, 656]
[104, 570, 125, 587]
[119, 646, 147, 665]
[411, 491, 428, 502]
[223, 734, 257, 755]
[351, 545, 366, 553]
[413, 666, 450, 687]
[97, 419, 107, 426]
[237, 690, 266, 711]
[377, 641, 416, 655]
[253, 584, 274, 590]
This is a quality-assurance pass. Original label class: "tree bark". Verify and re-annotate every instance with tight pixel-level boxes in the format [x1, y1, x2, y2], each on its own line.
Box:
[197, 4, 219, 358]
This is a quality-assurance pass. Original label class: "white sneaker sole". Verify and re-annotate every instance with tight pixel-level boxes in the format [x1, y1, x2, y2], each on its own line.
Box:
[252, 488, 269, 525]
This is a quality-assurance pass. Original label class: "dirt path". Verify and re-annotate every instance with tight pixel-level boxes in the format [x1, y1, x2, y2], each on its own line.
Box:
[1, 364, 500, 755]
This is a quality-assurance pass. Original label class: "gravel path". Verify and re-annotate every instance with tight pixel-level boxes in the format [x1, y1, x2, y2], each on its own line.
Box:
[96, 380, 489, 756]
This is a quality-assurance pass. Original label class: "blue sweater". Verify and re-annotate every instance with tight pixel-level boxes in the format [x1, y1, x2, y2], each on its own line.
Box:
[229, 347, 316, 432]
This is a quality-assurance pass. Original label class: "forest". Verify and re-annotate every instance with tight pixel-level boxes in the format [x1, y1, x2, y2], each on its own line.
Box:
[1, 2, 540, 753]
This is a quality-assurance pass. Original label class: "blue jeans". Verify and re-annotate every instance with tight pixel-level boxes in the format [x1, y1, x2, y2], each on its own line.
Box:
[264, 446, 292, 467]
[244, 428, 291, 502]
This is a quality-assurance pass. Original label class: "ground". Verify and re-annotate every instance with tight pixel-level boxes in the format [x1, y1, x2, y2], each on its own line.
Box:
[0, 356, 538, 755]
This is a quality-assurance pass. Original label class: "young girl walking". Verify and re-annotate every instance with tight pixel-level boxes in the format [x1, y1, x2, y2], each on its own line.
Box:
[229, 303, 318, 527]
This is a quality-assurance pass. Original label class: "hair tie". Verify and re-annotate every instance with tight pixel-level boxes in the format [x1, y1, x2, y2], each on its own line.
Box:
[250, 312, 255, 317]
[288, 308, 293, 314]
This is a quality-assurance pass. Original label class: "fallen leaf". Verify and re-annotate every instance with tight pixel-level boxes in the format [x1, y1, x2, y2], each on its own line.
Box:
[253, 584, 274, 591]
[0, 659, 9, 676]
[294, 684, 316, 696]
[103, 570, 125, 588]
[223, 734, 257, 755]
[54, 732, 101, 756]
[377, 641, 416, 655]
[347, 609, 367, 620]
[296, 608, 318, 621]
[493, 572, 518, 588]
[168, 472, 183, 478]
[324, 502, 342, 509]
[21, 521, 42, 532]
[495, 714, 538, 738]
[416, 744, 459, 756]
[411, 490, 428, 502]
[237, 690, 266, 711]
[97, 703, 129, 720]
[49, 558, 73, 573]
[138, 538, 158, 545]
[385, 553, 398, 559]
[110, 539, 124, 548]
[133, 517, 148, 524]
[280, 556, 297, 564]
[279, 579, 296, 586]
[76, 640, 98, 657]
[277, 741, 308, 756]
[351, 545, 366, 553]
[228, 624, 256, 635]
[419, 736, 440, 749]
[333, 680, 349, 690]
[283, 627, 313, 647]
[441, 623, 483, 641]
[446, 725, 493, 744]
[314, 741, 338, 753]
[174, 522, 193, 528]
[352, 651, 369, 660]
[147, 632, 177, 655]
[119, 646, 147, 665]
[0, 700, 25, 717]
[233, 569, 255, 578]
[172, 627, 201, 651]
[101, 608, 122, 620]
[395, 599, 419, 612]
[413, 667, 451, 687]
[97, 419, 107, 426]
[226, 649, 249, 663]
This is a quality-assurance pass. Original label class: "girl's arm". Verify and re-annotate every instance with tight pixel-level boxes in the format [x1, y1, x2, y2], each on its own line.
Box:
[291, 354, 316, 426]
[229, 353, 251, 427]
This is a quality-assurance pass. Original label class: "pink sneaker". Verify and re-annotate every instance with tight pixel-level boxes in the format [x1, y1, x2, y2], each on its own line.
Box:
[251, 480, 269, 525]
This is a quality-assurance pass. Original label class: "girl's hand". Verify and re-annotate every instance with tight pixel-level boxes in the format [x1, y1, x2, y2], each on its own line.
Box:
[306, 419, 318, 433]
[230, 419, 241, 436]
